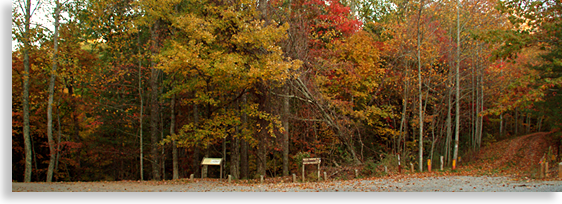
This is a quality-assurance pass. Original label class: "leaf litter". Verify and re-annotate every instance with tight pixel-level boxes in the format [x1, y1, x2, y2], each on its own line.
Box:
[12, 132, 562, 192]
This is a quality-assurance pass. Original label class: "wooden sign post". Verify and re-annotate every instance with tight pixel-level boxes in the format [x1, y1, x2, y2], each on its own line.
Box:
[201, 158, 223, 182]
[302, 158, 321, 182]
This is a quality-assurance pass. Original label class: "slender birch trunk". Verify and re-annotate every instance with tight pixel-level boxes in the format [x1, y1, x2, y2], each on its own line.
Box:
[46, 0, 61, 182]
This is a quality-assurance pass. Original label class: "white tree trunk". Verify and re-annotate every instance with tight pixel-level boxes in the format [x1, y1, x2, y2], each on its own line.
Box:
[46, 0, 61, 182]
[453, 0, 461, 163]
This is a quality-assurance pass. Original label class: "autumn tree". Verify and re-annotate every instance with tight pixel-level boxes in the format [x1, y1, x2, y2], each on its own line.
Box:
[46, 0, 64, 182]
[271, 0, 367, 166]
[157, 0, 300, 179]
[13, 0, 45, 182]
[490, 0, 562, 131]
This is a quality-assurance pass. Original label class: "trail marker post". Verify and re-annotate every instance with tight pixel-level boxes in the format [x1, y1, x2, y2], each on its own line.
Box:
[398, 155, 401, 174]
[452, 159, 457, 170]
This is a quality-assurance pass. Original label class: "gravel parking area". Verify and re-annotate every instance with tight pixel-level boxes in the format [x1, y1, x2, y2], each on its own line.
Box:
[12, 176, 562, 192]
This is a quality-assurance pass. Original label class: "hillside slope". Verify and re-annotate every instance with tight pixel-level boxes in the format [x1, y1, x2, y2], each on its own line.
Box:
[464, 131, 560, 179]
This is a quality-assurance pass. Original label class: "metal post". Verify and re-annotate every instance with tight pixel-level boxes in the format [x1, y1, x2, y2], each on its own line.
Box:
[293, 173, 296, 183]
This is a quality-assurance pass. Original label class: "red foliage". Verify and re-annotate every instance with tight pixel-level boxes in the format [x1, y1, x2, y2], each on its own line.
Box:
[299, 0, 362, 50]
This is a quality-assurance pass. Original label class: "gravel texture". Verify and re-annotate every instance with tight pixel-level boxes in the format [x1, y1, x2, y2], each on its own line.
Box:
[12, 176, 562, 192]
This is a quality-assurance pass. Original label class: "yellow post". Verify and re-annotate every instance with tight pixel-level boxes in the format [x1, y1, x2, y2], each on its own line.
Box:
[452, 159, 456, 170]
[428, 159, 432, 172]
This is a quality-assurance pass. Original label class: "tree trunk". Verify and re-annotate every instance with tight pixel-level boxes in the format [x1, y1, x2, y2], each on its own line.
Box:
[22, 0, 32, 183]
[525, 112, 531, 134]
[537, 115, 543, 132]
[446, 71, 453, 166]
[46, 0, 61, 182]
[161, 112, 165, 180]
[171, 94, 178, 180]
[192, 104, 200, 177]
[55, 97, 62, 174]
[416, 0, 424, 172]
[230, 127, 240, 180]
[453, 0, 461, 163]
[515, 108, 518, 136]
[230, 100, 240, 179]
[399, 69, 409, 155]
[294, 77, 360, 164]
[478, 70, 484, 148]
[240, 94, 249, 179]
[150, 20, 161, 181]
[256, 88, 269, 177]
[138, 31, 144, 181]
[282, 84, 290, 176]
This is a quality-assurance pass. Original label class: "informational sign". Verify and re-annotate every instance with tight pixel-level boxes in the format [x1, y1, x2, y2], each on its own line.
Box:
[201, 158, 222, 165]
[201, 158, 224, 182]
[302, 158, 321, 182]
[302, 158, 321, 165]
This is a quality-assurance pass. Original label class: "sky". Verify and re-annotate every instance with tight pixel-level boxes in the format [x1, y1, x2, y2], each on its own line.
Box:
[12, 0, 59, 51]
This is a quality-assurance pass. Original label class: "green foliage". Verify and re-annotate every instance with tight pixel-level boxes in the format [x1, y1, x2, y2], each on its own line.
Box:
[362, 153, 398, 177]
[294, 151, 311, 167]
[532, 35, 562, 129]
[482, 133, 497, 148]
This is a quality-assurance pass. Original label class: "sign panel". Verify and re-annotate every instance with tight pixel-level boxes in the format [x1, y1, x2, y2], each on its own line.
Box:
[303, 158, 321, 165]
[201, 158, 222, 165]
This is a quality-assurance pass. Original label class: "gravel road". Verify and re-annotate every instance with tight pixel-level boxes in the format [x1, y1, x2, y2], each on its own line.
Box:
[12, 176, 562, 192]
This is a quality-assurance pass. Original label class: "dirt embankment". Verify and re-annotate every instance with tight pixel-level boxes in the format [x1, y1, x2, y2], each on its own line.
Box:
[465, 131, 560, 179]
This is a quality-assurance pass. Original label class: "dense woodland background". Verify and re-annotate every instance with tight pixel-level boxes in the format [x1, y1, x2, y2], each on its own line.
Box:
[12, 0, 562, 182]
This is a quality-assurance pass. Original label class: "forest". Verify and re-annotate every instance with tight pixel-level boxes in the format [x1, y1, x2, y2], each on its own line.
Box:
[11, 0, 562, 182]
